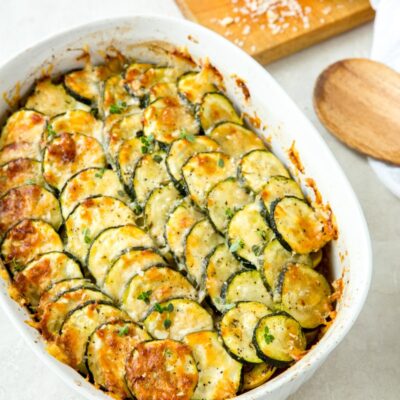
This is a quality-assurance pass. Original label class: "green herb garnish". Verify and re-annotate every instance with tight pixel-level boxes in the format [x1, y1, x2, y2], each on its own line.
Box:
[11, 258, 24, 272]
[179, 131, 196, 143]
[25, 179, 36, 185]
[131, 202, 142, 215]
[252, 244, 263, 256]
[47, 124, 57, 139]
[154, 302, 174, 314]
[218, 158, 225, 168]
[83, 228, 91, 244]
[140, 134, 155, 154]
[229, 239, 244, 253]
[95, 168, 106, 178]
[137, 290, 152, 304]
[163, 318, 172, 329]
[117, 190, 126, 197]
[118, 325, 130, 337]
[109, 100, 127, 114]
[153, 154, 163, 164]
[225, 208, 234, 219]
[264, 326, 275, 344]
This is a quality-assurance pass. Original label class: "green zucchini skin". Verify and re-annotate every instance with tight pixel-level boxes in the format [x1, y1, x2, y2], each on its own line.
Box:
[220, 301, 271, 364]
[63, 68, 100, 106]
[253, 311, 306, 367]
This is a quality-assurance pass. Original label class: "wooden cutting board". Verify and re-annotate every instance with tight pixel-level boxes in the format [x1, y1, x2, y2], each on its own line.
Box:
[176, 0, 375, 64]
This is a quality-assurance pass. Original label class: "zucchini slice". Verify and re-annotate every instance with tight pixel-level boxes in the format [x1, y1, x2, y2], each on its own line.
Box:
[165, 199, 203, 261]
[39, 287, 111, 340]
[261, 176, 304, 213]
[253, 312, 306, 367]
[143, 298, 213, 340]
[182, 151, 235, 208]
[102, 75, 138, 117]
[104, 111, 143, 160]
[208, 122, 265, 160]
[184, 218, 223, 287]
[143, 97, 200, 144]
[125, 65, 179, 98]
[183, 331, 242, 400]
[0, 185, 62, 236]
[13, 252, 83, 307]
[103, 247, 166, 301]
[1, 219, 62, 273]
[178, 64, 222, 104]
[86, 320, 150, 399]
[166, 136, 220, 184]
[59, 301, 128, 372]
[242, 363, 276, 391]
[220, 301, 271, 363]
[239, 150, 289, 193]
[132, 151, 170, 205]
[87, 224, 153, 286]
[64, 67, 100, 105]
[43, 132, 106, 191]
[205, 243, 243, 312]
[271, 196, 334, 254]
[59, 168, 129, 218]
[121, 266, 197, 321]
[0, 158, 44, 196]
[199, 92, 242, 131]
[116, 137, 143, 189]
[277, 263, 332, 329]
[144, 183, 182, 247]
[126, 339, 198, 400]
[222, 270, 273, 308]
[37, 278, 96, 316]
[261, 238, 313, 295]
[0, 109, 47, 149]
[148, 82, 178, 103]
[65, 196, 136, 263]
[25, 78, 90, 117]
[0, 141, 41, 164]
[50, 110, 102, 142]
[206, 177, 253, 233]
[227, 202, 273, 268]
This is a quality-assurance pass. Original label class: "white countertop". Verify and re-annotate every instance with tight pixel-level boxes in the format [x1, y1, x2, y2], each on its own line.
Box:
[0, 1, 399, 399]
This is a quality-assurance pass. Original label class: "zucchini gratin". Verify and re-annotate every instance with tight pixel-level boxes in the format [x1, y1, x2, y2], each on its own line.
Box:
[0, 47, 336, 400]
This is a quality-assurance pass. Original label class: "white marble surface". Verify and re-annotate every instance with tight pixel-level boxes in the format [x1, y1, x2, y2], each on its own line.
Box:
[0, 1, 399, 399]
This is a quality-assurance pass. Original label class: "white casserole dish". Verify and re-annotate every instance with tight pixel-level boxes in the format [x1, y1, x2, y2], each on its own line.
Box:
[0, 15, 372, 400]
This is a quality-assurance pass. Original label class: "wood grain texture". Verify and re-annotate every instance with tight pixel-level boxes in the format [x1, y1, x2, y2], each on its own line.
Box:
[175, 0, 374, 64]
[314, 59, 400, 165]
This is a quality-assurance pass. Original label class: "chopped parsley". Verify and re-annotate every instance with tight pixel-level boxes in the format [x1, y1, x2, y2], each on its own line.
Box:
[131, 202, 142, 215]
[118, 325, 130, 337]
[218, 158, 225, 168]
[264, 326, 275, 344]
[11, 258, 24, 272]
[257, 229, 267, 240]
[109, 100, 127, 114]
[140, 134, 155, 154]
[229, 239, 244, 253]
[163, 318, 172, 329]
[137, 290, 152, 304]
[25, 179, 36, 185]
[83, 228, 91, 244]
[47, 124, 57, 139]
[117, 190, 126, 197]
[179, 131, 196, 143]
[154, 302, 174, 314]
[225, 208, 234, 219]
[152, 154, 163, 164]
[252, 244, 263, 256]
[95, 168, 106, 178]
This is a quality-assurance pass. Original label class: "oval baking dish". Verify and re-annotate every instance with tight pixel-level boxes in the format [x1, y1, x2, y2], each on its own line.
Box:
[0, 15, 371, 400]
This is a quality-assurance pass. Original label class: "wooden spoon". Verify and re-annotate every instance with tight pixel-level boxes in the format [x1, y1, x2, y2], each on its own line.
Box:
[313, 58, 400, 165]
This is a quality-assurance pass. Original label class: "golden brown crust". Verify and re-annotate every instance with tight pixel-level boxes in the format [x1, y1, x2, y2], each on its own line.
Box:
[126, 339, 198, 400]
